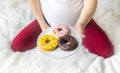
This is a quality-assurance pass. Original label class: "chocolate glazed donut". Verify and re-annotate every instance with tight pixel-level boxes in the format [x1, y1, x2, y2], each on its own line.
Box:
[58, 35, 78, 51]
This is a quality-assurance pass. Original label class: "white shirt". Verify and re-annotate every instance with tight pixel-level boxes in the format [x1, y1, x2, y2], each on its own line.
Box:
[40, 0, 84, 26]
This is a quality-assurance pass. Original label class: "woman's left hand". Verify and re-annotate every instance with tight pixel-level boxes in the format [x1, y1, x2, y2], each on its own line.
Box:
[74, 24, 86, 39]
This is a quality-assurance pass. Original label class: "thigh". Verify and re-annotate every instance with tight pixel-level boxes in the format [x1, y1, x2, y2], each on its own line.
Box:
[83, 19, 114, 58]
[11, 19, 42, 52]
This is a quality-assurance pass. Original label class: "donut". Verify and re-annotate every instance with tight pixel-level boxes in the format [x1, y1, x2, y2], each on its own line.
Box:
[58, 35, 78, 51]
[38, 34, 58, 51]
[53, 24, 70, 38]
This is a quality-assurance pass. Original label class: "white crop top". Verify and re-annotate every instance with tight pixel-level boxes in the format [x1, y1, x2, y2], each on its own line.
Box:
[40, 0, 84, 26]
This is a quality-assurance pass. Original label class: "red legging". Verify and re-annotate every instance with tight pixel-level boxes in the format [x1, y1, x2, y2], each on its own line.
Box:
[11, 19, 114, 58]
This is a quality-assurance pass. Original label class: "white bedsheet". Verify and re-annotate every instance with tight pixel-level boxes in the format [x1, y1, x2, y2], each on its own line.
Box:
[0, 0, 120, 73]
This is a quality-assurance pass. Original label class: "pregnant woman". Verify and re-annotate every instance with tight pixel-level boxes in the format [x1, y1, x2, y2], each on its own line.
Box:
[11, 0, 114, 58]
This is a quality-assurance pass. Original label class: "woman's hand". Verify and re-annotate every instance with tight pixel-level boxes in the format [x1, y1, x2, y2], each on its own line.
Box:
[41, 23, 50, 31]
[74, 24, 86, 38]
[73, 0, 97, 38]
[29, 0, 49, 30]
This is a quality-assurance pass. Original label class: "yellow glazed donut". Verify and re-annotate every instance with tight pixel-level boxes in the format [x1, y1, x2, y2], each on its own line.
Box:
[38, 34, 58, 51]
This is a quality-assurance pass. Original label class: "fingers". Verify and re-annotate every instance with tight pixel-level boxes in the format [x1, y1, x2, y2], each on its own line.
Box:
[74, 25, 86, 40]
[79, 31, 86, 39]
[79, 25, 86, 39]
[41, 24, 50, 31]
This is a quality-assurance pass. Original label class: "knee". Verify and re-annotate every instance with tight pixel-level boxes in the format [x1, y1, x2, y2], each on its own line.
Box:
[11, 36, 36, 52]
[99, 46, 114, 58]
[11, 39, 24, 52]
[83, 40, 114, 58]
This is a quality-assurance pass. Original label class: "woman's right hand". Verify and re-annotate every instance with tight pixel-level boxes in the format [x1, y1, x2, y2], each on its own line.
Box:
[41, 23, 50, 31]
[29, 0, 50, 31]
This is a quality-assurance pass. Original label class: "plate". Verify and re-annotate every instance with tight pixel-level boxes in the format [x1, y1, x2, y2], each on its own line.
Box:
[37, 26, 82, 59]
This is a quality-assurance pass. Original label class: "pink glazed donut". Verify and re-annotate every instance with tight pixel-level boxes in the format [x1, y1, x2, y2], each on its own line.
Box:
[53, 24, 70, 38]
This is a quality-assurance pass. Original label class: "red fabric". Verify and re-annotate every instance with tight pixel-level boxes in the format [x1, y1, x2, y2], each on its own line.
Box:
[11, 19, 114, 58]
[11, 20, 41, 52]
[83, 19, 114, 58]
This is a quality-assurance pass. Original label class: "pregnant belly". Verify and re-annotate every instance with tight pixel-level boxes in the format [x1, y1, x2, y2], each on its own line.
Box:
[40, 1, 82, 26]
